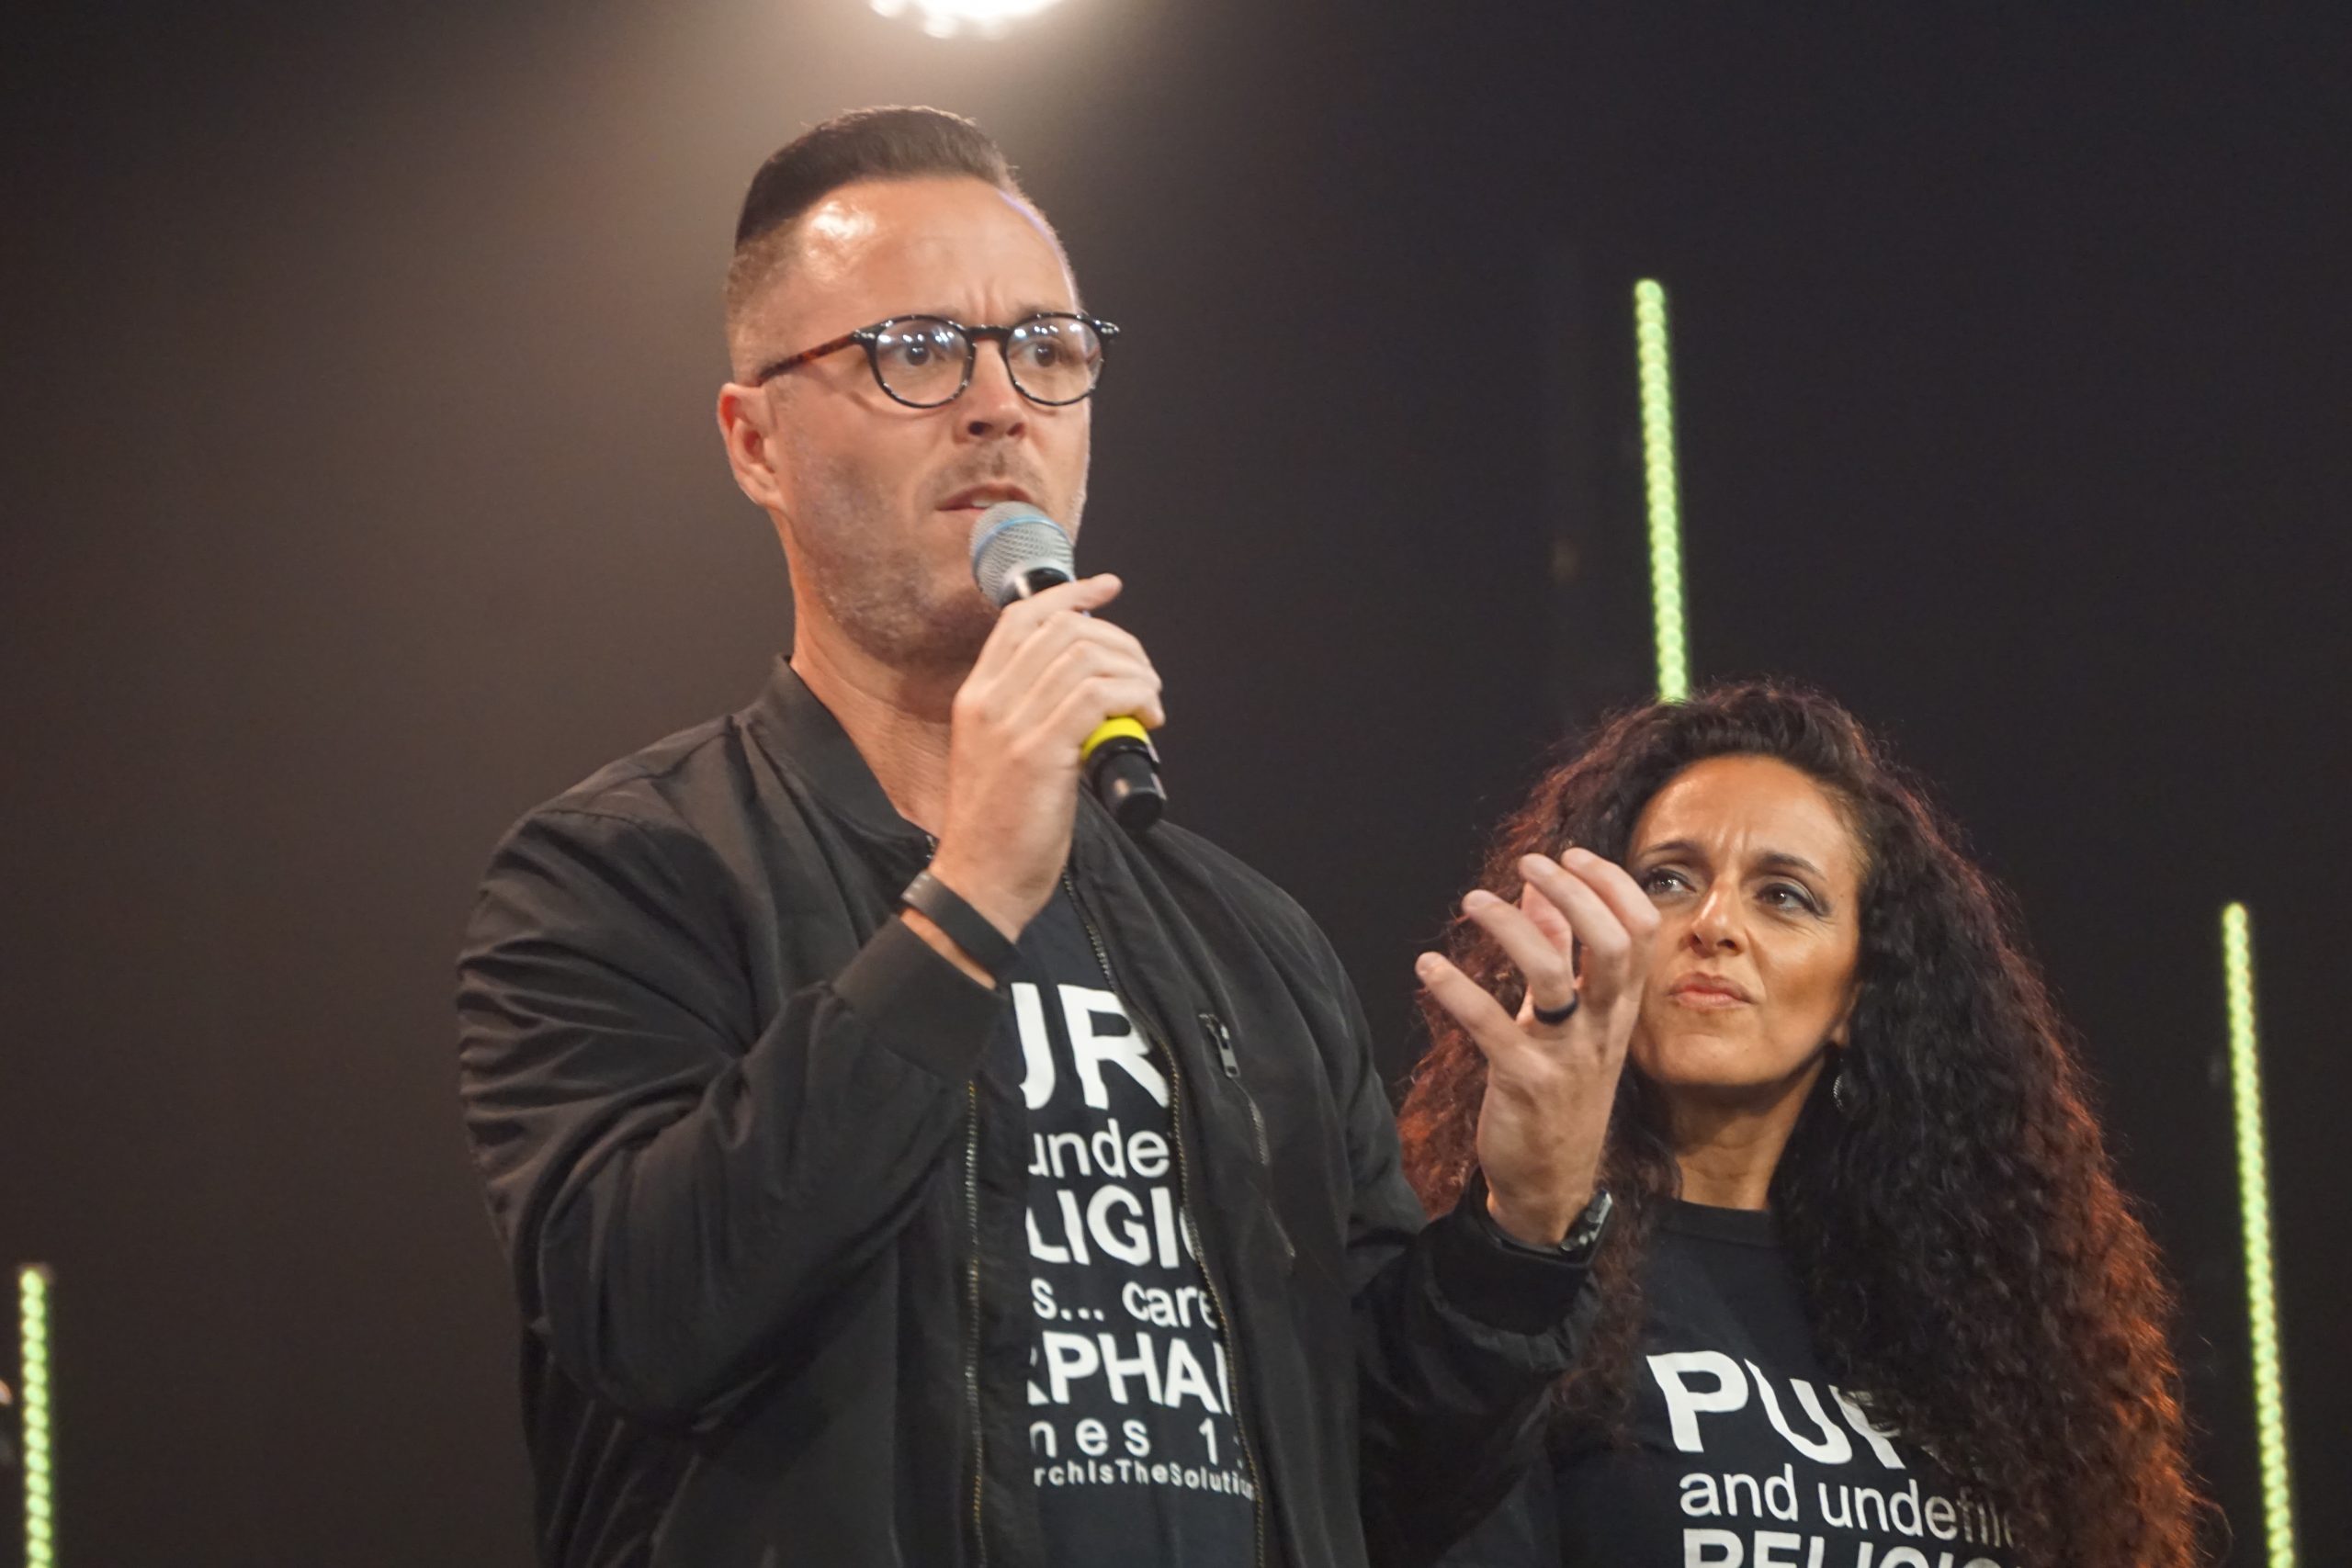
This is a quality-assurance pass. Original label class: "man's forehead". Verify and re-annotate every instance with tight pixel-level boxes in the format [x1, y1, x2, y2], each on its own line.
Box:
[792, 176, 1073, 304]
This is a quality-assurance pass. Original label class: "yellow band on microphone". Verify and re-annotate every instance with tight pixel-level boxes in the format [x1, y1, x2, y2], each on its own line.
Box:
[1080, 715, 1151, 762]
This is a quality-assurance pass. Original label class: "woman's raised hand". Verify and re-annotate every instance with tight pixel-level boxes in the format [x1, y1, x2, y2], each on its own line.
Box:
[1415, 848, 1660, 1247]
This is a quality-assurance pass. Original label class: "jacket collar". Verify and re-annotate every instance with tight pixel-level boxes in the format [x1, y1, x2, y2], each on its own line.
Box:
[742, 658, 931, 850]
[741, 657, 1139, 869]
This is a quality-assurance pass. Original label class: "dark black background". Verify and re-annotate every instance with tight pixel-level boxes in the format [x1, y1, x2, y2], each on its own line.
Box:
[5, 3, 2345, 1562]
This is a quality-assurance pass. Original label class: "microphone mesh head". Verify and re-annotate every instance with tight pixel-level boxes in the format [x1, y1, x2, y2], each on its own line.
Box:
[969, 502, 1075, 608]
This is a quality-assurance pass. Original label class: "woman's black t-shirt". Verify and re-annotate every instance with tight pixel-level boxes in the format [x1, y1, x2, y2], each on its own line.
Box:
[1439, 1201, 2027, 1568]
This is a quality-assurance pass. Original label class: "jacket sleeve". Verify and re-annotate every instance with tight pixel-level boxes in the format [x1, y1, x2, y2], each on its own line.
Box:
[1329, 944, 1597, 1568]
[455, 803, 1004, 1427]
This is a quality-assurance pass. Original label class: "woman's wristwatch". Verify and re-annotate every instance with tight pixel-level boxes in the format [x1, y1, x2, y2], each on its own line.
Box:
[1554, 1186, 1615, 1265]
[1477, 1175, 1616, 1266]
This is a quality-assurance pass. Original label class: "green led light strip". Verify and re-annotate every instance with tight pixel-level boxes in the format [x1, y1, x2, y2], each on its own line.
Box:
[2222, 904, 2296, 1568]
[18, 1264, 54, 1568]
[1634, 279, 1690, 704]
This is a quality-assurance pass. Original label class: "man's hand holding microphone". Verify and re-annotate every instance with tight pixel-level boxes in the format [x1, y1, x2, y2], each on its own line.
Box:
[899, 507, 1164, 987]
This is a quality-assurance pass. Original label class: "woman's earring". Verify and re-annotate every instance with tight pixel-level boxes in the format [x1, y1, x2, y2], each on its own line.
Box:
[1832, 1055, 1856, 1118]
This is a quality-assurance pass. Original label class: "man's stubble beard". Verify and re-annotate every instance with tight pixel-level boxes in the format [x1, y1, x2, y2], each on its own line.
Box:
[786, 449, 998, 678]
[783, 434, 1086, 681]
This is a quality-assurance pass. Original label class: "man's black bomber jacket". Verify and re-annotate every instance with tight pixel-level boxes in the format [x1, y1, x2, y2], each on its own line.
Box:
[456, 661, 1596, 1567]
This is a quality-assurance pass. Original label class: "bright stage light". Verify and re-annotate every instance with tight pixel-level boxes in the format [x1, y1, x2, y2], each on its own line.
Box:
[869, 0, 1067, 40]
[18, 1265, 54, 1568]
[2222, 905, 2298, 1568]
[1633, 279, 1690, 703]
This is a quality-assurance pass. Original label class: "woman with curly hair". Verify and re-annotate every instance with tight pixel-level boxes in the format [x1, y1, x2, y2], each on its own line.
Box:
[1401, 682, 2201, 1568]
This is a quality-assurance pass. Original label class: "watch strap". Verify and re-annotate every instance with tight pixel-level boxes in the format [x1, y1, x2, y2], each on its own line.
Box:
[899, 869, 1020, 982]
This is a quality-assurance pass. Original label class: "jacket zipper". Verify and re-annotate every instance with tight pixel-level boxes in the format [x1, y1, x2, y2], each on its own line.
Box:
[964, 1085, 988, 1567]
[1064, 872, 1268, 1568]
[923, 831, 989, 1568]
[1202, 1011, 1270, 1167]
[1201, 1010, 1294, 1268]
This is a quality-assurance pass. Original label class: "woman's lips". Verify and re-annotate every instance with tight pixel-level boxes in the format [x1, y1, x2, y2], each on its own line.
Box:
[1667, 976, 1752, 1009]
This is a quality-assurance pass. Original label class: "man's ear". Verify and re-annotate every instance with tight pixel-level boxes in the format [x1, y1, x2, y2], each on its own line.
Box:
[717, 382, 790, 513]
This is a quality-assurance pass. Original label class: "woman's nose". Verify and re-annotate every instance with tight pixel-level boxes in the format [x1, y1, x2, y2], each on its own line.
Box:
[1688, 886, 1743, 952]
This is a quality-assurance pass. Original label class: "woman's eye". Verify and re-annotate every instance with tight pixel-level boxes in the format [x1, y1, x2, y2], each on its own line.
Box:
[1761, 883, 1816, 913]
[1638, 867, 1690, 896]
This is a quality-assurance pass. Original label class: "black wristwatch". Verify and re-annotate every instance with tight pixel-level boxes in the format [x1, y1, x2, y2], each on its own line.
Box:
[1487, 1183, 1615, 1267]
[1555, 1186, 1615, 1265]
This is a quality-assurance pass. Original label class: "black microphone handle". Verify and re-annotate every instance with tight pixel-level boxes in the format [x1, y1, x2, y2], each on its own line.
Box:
[1011, 567, 1167, 832]
[1087, 737, 1167, 833]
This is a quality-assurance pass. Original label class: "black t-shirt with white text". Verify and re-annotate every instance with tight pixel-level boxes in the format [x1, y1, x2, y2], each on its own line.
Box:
[1441, 1201, 2025, 1568]
[990, 886, 1258, 1566]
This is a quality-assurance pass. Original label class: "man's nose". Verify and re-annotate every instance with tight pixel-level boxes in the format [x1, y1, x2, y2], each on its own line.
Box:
[959, 343, 1030, 441]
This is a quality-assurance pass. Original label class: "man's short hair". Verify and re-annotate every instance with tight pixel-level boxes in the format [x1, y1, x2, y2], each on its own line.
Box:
[725, 107, 1024, 340]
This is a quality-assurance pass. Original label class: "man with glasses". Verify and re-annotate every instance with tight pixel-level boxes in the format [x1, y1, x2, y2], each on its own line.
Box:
[457, 107, 1626, 1568]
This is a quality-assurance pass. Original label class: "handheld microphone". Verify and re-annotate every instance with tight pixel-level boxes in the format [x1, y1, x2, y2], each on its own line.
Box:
[969, 502, 1167, 833]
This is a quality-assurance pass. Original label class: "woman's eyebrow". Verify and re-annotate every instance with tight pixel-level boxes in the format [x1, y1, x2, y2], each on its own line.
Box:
[1755, 849, 1828, 880]
[1635, 840, 1828, 882]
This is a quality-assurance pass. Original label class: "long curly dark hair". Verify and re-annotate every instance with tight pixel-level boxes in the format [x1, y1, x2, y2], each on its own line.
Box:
[1396, 682, 2202, 1568]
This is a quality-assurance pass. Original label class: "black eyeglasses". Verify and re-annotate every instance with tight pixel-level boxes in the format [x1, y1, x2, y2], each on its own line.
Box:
[752, 311, 1118, 409]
